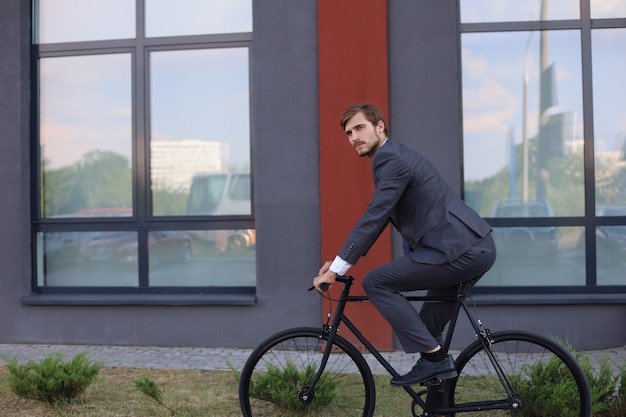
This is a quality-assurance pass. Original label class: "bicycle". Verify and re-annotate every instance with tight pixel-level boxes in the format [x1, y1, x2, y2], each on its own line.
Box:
[239, 275, 592, 416]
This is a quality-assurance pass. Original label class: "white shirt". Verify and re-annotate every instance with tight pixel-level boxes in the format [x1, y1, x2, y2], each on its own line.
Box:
[330, 255, 352, 275]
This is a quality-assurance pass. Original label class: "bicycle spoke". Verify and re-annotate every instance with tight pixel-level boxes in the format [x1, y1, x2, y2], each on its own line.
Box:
[239, 328, 376, 417]
[448, 331, 591, 417]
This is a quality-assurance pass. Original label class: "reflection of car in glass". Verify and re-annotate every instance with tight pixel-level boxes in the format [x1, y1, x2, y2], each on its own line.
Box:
[595, 205, 626, 264]
[79, 231, 191, 265]
[43, 232, 84, 270]
[491, 200, 558, 261]
[210, 229, 256, 252]
[187, 229, 256, 253]
[185, 172, 255, 252]
[186, 172, 251, 216]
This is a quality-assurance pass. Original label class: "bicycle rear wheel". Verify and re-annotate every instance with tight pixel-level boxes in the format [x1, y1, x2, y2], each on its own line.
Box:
[446, 330, 591, 417]
[239, 327, 376, 417]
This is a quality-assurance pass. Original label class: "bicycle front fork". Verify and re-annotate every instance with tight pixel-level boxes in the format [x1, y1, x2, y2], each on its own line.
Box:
[299, 322, 339, 402]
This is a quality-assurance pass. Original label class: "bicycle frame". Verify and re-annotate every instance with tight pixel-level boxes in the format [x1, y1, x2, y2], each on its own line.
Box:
[305, 275, 520, 415]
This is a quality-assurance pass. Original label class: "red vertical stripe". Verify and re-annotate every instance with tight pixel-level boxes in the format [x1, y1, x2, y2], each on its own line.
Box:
[318, 0, 393, 350]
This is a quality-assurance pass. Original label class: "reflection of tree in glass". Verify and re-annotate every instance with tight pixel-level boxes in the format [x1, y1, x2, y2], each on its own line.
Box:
[595, 145, 626, 206]
[42, 150, 132, 217]
[152, 187, 189, 216]
[466, 135, 585, 218]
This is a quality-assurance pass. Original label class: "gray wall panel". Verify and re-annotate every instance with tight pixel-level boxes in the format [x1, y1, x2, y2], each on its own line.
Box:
[248, 0, 322, 337]
[0, 0, 31, 339]
[388, 0, 462, 189]
[0, 0, 321, 349]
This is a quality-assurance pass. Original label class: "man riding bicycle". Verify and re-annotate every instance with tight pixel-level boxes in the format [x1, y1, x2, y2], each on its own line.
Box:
[313, 102, 496, 386]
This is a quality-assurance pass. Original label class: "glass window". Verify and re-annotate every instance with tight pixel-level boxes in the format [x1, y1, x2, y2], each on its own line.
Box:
[39, 54, 133, 218]
[592, 29, 626, 209]
[590, 1, 626, 18]
[33, 1, 254, 295]
[596, 223, 626, 285]
[37, 231, 139, 287]
[460, 0, 579, 23]
[149, 48, 250, 216]
[462, 30, 584, 218]
[37, 228, 257, 288]
[145, 0, 252, 37]
[185, 173, 251, 215]
[592, 29, 626, 286]
[482, 226, 584, 286]
[460, 0, 626, 291]
[35, 0, 135, 43]
[149, 229, 256, 286]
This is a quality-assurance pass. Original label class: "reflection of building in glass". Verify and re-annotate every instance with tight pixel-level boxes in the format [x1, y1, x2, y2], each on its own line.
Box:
[151, 140, 228, 191]
[540, 110, 574, 157]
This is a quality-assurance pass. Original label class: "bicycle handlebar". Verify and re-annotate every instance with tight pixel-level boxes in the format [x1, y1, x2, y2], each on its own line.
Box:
[308, 275, 354, 292]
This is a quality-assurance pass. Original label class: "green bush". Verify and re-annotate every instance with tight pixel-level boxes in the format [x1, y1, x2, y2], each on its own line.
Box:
[601, 360, 626, 417]
[3, 352, 102, 404]
[512, 353, 587, 416]
[248, 360, 337, 412]
[618, 361, 626, 400]
[509, 347, 626, 417]
[578, 353, 618, 416]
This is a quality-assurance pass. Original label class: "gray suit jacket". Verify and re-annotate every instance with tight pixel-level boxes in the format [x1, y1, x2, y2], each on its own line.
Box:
[339, 138, 492, 265]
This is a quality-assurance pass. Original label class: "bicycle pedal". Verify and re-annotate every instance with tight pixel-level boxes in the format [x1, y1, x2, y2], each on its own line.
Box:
[421, 379, 442, 387]
[420, 370, 458, 386]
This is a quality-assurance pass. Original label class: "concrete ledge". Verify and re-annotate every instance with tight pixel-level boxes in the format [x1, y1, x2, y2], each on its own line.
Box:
[469, 293, 626, 305]
[21, 293, 257, 306]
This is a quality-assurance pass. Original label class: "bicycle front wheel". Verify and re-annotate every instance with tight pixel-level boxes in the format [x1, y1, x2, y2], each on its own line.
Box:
[447, 330, 591, 417]
[239, 327, 376, 417]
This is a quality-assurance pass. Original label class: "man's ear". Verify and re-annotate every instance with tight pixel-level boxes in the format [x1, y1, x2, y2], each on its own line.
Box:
[377, 120, 386, 133]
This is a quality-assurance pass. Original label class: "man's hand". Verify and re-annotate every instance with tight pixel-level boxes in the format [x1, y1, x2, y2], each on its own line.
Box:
[313, 261, 337, 291]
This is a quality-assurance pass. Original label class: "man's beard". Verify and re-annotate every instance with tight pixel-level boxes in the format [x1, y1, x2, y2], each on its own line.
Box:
[355, 132, 381, 157]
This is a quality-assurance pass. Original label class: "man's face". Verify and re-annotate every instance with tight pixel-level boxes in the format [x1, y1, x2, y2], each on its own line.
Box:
[343, 112, 386, 158]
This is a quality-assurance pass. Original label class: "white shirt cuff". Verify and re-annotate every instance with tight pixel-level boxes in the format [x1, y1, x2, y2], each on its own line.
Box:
[330, 255, 352, 275]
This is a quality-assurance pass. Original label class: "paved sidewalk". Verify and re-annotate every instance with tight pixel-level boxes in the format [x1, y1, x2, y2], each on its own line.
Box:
[0, 344, 254, 372]
[1, 343, 626, 375]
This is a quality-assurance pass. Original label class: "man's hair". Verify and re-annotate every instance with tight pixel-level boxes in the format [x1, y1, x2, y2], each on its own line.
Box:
[339, 103, 389, 137]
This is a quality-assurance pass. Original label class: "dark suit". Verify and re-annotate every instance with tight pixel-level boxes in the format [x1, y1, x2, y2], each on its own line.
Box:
[338, 138, 496, 353]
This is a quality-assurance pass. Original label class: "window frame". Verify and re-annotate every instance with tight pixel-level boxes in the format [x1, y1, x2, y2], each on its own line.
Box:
[29, 1, 255, 302]
[459, 1, 626, 296]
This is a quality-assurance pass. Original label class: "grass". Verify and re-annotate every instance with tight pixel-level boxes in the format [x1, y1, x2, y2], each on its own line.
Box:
[0, 367, 242, 417]
[0, 366, 410, 417]
[6, 360, 620, 416]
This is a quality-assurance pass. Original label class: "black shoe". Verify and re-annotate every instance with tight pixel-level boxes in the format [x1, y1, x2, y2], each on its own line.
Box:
[390, 355, 457, 386]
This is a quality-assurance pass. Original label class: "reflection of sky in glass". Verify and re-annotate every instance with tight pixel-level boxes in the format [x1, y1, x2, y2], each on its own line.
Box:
[591, 0, 626, 18]
[37, 0, 135, 43]
[40, 54, 132, 169]
[145, 0, 252, 36]
[462, 30, 583, 181]
[150, 48, 250, 169]
[461, 0, 626, 23]
[460, 0, 579, 23]
[36, 0, 252, 43]
[592, 29, 626, 155]
[592, 28, 626, 208]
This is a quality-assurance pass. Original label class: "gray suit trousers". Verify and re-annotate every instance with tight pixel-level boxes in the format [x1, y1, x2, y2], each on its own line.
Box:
[361, 233, 496, 354]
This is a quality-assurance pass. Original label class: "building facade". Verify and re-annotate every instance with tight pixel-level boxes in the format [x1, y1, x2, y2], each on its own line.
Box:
[1, 0, 625, 351]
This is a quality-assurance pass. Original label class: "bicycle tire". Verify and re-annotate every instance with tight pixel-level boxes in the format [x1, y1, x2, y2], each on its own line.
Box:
[445, 330, 592, 417]
[239, 327, 376, 417]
